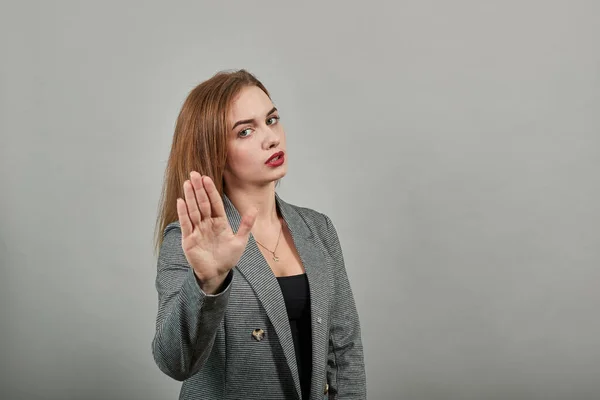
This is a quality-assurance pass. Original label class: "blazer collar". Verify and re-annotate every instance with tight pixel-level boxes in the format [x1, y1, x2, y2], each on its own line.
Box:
[222, 191, 312, 239]
[222, 192, 329, 400]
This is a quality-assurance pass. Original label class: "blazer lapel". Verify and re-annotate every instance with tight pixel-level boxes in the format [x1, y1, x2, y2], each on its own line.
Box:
[222, 192, 330, 400]
[276, 193, 330, 400]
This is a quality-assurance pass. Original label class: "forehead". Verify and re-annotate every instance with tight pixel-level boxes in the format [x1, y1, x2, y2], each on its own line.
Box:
[228, 86, 273, 121]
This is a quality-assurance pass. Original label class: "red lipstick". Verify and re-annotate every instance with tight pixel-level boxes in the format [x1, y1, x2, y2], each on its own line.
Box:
[265, 151, 285, 167]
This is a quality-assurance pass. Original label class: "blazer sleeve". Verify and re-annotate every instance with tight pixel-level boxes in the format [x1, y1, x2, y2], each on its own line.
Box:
[151, 222, 233, 381]
[323, 214, 367, 399]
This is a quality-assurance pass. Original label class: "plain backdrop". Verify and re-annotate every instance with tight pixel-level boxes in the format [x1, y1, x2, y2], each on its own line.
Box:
[1, 1, 599, 399]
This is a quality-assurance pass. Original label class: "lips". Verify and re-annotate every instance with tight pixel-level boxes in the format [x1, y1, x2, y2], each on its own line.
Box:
[265, 151, 284, 164]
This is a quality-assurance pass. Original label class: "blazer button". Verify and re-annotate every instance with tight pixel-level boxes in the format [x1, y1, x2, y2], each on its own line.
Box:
[252, 328, 265, 341]
[324, 383, 329, 394]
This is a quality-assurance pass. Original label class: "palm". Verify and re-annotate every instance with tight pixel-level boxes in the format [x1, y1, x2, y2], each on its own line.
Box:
[182, 215, 245, 276]
[177, 173, 257, 283]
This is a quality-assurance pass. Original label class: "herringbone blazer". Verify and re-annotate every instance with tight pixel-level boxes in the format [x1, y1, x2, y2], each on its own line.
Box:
[152, 192, 366, 399]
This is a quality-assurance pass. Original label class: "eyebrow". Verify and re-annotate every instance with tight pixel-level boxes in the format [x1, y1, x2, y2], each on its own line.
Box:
[231, 107, 278, 130]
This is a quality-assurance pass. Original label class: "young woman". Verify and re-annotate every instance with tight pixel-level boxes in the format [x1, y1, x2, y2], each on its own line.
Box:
[152, 69, 366, 399]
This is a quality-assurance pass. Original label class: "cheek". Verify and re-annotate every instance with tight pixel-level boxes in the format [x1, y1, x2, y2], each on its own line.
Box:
[227, 147, 255, 170]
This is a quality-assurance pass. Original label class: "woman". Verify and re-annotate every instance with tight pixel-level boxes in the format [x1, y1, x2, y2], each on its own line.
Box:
[152, 69, 366, 399]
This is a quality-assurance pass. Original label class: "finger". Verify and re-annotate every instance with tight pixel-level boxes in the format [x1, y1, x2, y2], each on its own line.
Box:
[183, 180, 201, 226]
[190, 171, 211, 219]
[203, 175, 226, 218]
[236, 207, 258, 238]
[176, 198, 193, 238]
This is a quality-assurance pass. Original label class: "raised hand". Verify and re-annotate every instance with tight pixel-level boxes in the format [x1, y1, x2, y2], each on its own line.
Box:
[176, 171, 257, 294]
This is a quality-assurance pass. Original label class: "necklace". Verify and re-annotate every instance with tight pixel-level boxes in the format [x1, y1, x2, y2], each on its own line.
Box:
[254, 224, 283, 262]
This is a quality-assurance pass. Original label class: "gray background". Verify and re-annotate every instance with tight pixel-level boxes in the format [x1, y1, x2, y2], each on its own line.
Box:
[1, 1, 599, 399]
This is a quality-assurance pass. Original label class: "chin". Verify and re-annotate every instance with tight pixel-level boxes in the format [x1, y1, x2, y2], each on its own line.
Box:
[267, 169, 287, 184]
[276, 165, 288, 178]
[271, 173, 287, 183]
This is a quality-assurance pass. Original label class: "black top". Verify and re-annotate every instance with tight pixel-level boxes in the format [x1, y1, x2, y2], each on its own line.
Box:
[276, 273, 312, 400]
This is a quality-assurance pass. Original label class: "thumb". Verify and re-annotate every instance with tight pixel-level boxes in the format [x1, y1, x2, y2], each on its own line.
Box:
[236, 207, 258, 239]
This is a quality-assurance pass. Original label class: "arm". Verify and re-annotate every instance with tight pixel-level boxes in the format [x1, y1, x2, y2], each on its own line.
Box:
[151, 222, 233, 381]
[324, 214, 367, 399]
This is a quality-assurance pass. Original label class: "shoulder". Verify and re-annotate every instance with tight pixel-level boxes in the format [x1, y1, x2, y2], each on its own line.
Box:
[279, 198, 341, 253]
[164, 220, 182, 234]
[158, 221, 185, 261]
[281, 197, 332, 230]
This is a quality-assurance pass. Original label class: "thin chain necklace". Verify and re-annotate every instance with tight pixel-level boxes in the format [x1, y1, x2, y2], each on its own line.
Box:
[254, 224, 283, 262]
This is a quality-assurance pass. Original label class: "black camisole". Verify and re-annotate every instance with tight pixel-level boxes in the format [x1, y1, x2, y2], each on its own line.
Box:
[276, 273, 312, 400]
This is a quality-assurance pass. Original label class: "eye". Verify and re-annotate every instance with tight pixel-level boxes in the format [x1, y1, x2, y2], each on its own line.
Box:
[266, 115, 280, 125]
[238, 128, 253, 138]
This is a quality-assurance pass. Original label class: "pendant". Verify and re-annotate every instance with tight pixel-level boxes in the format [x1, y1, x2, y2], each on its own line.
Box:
[273, 255, 279, 262]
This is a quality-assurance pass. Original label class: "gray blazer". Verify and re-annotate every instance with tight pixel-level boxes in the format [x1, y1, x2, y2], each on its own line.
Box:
[152, 192, 366, 399]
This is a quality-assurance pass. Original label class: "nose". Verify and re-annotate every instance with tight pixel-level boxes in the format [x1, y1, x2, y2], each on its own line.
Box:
[263, 126, 280, 150]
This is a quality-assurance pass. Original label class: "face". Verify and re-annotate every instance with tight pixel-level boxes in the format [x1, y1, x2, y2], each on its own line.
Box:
[224, 85, 287, 190]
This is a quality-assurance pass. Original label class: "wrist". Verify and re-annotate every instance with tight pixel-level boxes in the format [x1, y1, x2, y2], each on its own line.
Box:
[195, 270, 230, 295]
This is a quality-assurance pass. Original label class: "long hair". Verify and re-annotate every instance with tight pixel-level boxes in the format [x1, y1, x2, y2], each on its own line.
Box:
[154, 69, 272, 255]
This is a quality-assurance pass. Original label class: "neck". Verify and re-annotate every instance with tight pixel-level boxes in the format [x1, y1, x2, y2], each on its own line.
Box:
[224, 183, 280, 230]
